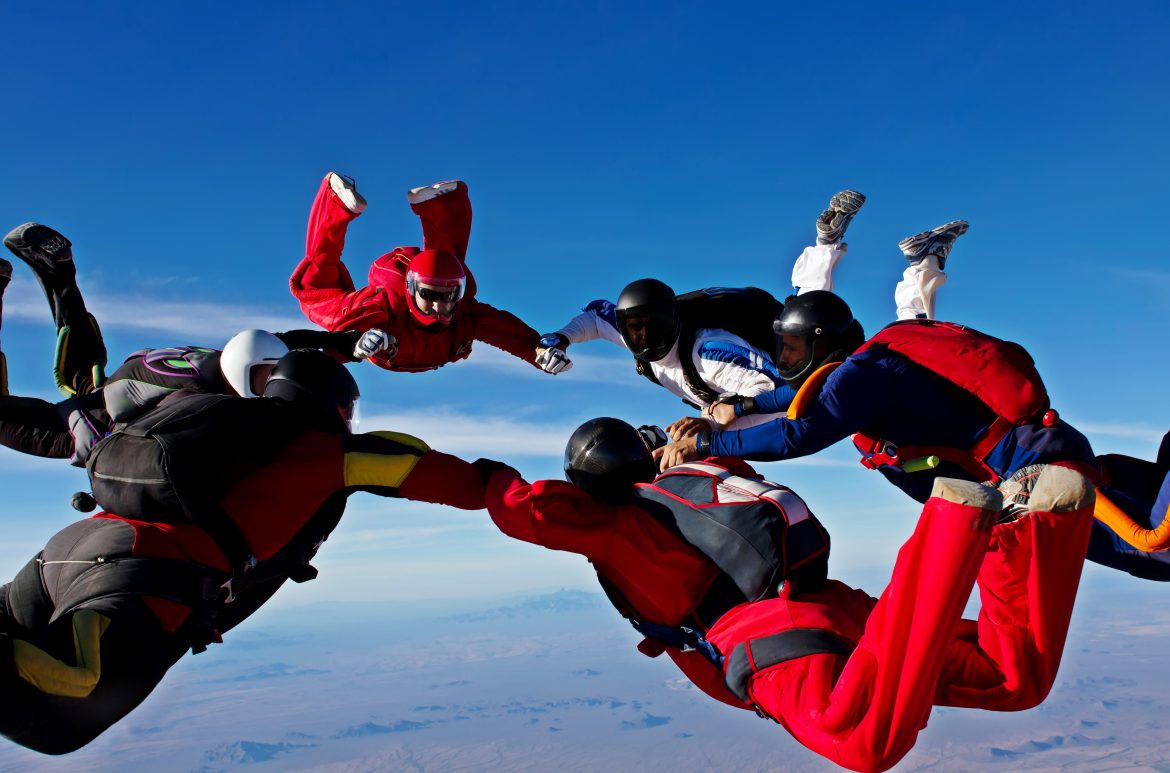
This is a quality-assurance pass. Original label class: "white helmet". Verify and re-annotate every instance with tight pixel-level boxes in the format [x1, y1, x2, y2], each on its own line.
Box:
[220, 329, 289, 397]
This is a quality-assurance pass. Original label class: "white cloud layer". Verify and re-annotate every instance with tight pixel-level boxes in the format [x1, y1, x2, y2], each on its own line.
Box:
[3, 275, 304, 342]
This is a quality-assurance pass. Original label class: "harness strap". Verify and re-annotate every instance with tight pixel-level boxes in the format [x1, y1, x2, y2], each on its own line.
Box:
[851, 431, 1000, 483]
[595, 570, 745, 670]
[185, 502, 256, 575]
[724, 628, 856, 702]
[219, 545, 321, 603]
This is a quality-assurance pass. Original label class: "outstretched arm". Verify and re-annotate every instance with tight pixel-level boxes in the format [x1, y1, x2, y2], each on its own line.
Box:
[343, 431, 486, 510]
[482, 467, 618, 555]
[471, 300, 544, 367]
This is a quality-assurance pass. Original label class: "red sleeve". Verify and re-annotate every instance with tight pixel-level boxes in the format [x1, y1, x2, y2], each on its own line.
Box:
[484, 470, 618, 557]
[468, 300, 543, 367]
[397, 450, 487, 510]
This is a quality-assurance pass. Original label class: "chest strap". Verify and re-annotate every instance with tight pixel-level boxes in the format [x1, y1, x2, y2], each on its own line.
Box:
[724, 628, 855, 703]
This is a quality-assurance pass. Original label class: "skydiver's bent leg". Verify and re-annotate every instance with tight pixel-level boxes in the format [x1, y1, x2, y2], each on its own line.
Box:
[935, 466, 1096, 709]
[791, 190, 865, 295]
[1083, 518, 1170, 581]
[409, 180, 472, 262]
[4, 223, 107, 395]
[1076, 454, 1170, 574]
[0, 605, 185, 754]
[0, 524, 189, 754]
[791, 243, 848, 295]
[289, 174, 373, 330]
[740, 479, 999, 773]
[894, 220, 968, 320]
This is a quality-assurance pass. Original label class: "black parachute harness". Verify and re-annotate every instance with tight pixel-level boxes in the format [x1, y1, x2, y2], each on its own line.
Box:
[42, 538, 326, 655]
[633, 287, 785, 408]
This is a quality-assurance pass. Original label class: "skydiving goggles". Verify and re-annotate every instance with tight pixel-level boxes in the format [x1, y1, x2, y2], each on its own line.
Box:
[415, 286, 462, 304]
[637, 424, 670, 452]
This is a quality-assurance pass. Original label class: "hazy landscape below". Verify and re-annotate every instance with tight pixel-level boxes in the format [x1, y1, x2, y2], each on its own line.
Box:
[1, 564, 1167, 773]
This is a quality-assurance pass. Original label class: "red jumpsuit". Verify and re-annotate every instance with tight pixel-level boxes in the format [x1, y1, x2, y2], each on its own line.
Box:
[290, 175, 542, 372]
[484, 460, 1094, 773]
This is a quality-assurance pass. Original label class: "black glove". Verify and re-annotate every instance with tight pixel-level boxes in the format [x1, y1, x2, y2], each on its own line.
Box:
[472, 458, 518, 484]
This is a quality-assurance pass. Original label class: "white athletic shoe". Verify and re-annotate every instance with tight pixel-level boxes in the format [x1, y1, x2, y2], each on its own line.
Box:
[407, 180, 461, 205]
[328, 172, 368, 214]
[898, 220, 969, 270]
[815, 189, 866, 246]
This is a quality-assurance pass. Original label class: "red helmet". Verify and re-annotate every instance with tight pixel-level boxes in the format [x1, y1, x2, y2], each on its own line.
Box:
[405, 249, 466, 326]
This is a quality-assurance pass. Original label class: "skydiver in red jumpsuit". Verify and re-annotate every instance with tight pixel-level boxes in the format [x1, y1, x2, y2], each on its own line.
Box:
[477, 419, 1096, 773]
[290, 173, 572, 374]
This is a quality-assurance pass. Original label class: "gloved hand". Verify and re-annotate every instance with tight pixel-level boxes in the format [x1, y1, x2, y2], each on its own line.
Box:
[472, 458, 518, 484]
[535, 334, 572, 375]
[353, 329, 398, 360]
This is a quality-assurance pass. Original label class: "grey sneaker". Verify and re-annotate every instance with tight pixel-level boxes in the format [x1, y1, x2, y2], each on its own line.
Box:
[4, 222, 74, 280]
[995, 464, 1094, 522]
[407, 180, 461, 206]
[898, 220, 969, 270]
[815, 189, 866, 245]
[328, 172, 368, 214]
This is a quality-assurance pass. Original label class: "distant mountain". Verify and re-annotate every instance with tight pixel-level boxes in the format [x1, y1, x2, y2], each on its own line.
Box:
[441, 589, 606, 622]
[202, 740, 315, 764]
[333, 719, 440, 738]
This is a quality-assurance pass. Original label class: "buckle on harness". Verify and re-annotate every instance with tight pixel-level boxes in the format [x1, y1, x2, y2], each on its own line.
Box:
[218, 554, 259, 604]
[859, 439, 900, 469]
[674, 625, 725, 669]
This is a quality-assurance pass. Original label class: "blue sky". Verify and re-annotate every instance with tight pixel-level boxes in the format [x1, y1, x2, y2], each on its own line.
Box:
[1, 0, 1168, 653]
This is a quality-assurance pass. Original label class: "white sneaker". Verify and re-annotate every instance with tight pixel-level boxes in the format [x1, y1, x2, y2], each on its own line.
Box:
[328, 172, 368, 214]
[407, 180, 461, 205]
[815, 189, 866, 246]
[898, 220, 968, 269]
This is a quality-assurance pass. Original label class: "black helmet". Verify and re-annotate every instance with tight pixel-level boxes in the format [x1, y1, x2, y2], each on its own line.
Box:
[263, 349, 360, 433]
[564, 417, 657, 501]
[615, 278, 680, 362]
[772, 290, 863, 389]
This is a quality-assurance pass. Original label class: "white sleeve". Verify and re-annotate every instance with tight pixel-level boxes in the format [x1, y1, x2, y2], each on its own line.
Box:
[555, 300, 627, 349]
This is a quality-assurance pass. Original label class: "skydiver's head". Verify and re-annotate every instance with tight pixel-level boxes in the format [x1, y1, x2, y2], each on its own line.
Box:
[405, 249, 466, 328]
[773, 290, 864, 390]
[615, 278, 680, 362]
[564, 417, 658, 502]
[263, 349, 360, 433]
[221, 329, 290, 397]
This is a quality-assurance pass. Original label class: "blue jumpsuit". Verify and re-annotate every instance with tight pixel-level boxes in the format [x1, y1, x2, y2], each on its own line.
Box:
[712, 347, 1170, 580]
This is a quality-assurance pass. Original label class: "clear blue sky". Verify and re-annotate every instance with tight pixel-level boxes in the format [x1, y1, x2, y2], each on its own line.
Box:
[1, 1, 1168, 598]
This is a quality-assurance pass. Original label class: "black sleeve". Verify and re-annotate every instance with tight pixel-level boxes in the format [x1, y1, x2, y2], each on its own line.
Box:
[275, 329, 362, 361]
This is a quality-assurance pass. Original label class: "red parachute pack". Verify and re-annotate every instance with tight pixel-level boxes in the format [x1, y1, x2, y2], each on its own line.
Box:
[851, 319, 1051, 481]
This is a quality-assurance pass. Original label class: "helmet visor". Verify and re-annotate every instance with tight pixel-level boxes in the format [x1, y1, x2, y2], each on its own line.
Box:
[409, 276, 466, 320]
[619, 313, 675, 361]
